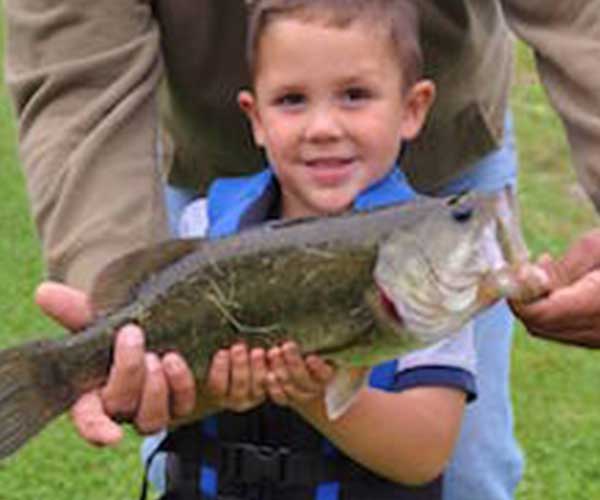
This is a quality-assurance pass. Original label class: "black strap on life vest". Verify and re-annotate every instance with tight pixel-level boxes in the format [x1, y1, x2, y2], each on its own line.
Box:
[140, 404, 442, 500]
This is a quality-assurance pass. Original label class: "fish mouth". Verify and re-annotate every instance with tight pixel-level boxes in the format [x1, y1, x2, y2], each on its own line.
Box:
[376, 284, 404, 326]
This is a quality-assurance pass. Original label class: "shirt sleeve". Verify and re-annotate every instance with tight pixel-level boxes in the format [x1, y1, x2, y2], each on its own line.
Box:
[4, 0, 169, 292]
[393, 323, 477, 401]
[502, 0, 600, 210]
[178, 198, 209, 238]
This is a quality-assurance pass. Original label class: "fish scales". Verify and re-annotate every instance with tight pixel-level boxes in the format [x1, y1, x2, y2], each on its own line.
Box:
[135, 242, 380, 380]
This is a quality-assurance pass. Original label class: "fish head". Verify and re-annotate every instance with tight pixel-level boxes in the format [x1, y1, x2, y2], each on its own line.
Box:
[372, 187, 532, 347]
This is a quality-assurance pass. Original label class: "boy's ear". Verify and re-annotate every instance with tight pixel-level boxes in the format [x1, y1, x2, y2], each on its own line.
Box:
[399, 80, 436, 140]
[238, 90, 266, 147]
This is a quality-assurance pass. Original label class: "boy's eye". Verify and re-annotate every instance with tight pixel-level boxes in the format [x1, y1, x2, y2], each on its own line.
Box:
[342, 87, 372, 103]
[275, 93, 306, 107]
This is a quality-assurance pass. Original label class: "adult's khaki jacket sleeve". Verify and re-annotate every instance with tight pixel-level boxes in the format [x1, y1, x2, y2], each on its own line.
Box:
[503, 0, 600, 208]
[4, 0, 169, 292]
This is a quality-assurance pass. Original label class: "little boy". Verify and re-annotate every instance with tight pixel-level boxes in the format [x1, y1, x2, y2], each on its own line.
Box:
[145, 1, 476, 499]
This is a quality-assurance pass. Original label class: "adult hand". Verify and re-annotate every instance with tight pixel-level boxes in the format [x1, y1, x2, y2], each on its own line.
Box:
[265, 342, 335, 410]
[35, 282, 197, 446]
[510, 229, 600, 348]
[200, 344, 268, 413]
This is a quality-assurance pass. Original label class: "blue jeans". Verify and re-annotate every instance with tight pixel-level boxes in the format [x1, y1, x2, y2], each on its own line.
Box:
[159, 115, 522, 500]
[438, 115, 523, 500]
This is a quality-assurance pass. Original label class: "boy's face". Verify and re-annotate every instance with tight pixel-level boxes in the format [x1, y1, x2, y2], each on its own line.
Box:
[239, 17, 434, 219]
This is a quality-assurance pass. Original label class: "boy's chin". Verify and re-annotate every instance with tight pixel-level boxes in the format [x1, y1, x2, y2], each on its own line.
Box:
[282, 200, 353, 219]
[312, 196, 355, 216]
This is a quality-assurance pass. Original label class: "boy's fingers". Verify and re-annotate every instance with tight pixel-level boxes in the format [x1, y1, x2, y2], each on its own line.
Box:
[266, 371, 288, 406]
[70, 392, 123, 446]
[267, 347, 288, 383]
[305, 355, 336, 384]
[250, 348, 267, 401]
[229, 344, 251, 405]
[134, 354, 170, 434]
[163, 353, 197, 418]
[101, 326, 146, 418]
[266, 348, 288, 405]
[282, 343, 321, 393]
[35, 282, 93, 331]
[268, 346, 314, 403]
[205, 350, 230, 400]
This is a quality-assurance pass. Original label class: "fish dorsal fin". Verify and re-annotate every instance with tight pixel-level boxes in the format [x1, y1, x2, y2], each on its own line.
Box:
[90, 238, 205, 314]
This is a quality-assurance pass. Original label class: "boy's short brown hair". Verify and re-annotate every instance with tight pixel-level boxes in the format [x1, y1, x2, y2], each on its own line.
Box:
[245, 0, 422, 89]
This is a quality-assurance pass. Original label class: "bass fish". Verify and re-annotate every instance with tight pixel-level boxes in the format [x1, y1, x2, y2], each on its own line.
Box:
[0, 189, 546, 459]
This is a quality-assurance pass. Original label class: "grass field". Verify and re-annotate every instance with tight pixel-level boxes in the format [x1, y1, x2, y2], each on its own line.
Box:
[1, 9, 600, 500]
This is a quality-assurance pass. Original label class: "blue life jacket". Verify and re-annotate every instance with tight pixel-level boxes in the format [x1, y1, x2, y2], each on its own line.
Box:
[156, 166, 444, 500]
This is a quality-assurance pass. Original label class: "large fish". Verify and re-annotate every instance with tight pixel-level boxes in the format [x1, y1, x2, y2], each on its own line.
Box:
[0, 189, 547, 459]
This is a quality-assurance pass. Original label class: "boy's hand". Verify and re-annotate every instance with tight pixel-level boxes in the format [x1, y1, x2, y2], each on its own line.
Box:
[35, 282, 197, 445]
[266, 342, 335, 410]
[200, 344, 268, 413]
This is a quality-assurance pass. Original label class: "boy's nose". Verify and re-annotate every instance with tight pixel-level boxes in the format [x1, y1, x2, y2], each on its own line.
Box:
[303, 106, 343, 142]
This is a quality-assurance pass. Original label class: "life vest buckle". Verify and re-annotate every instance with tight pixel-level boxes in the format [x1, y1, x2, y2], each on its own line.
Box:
[221, 443, 290, 484]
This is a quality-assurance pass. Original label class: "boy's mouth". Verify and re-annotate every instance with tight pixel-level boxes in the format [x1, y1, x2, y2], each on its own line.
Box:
[304, 156, 355, 168]
[303, 156, 356, 185]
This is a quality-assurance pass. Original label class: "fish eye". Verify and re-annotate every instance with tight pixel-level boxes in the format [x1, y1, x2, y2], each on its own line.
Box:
[448, 192, 474, 222]
[451, 206, 473, 222]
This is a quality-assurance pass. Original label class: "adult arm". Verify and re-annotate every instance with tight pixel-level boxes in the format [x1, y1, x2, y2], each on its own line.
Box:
[502, 0, 600, 347]
[4, 0, 169, 292]
[503, 0, 600, 204]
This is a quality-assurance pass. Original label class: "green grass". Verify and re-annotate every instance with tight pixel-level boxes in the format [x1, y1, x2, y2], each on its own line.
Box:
[0, 9, 599, 499]
[0, 7, 145, 499]
[510, 46, 600, 500]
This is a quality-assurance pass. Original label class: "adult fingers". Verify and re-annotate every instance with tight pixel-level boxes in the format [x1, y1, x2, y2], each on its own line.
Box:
[35, 282, 93, 331]
[101, 325, 146, 418]
[554, 230, 600, 285]
[512, 269, 600, 348]
[70, 392, 123, 446]
[134, 354, 170, 434]
[162, 353, 197, 418]
[514, 270, 600, 328]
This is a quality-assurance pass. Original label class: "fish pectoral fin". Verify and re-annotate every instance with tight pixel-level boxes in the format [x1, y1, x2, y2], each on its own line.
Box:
[91, 238, 206, 314]
[325, 367, 370, 420]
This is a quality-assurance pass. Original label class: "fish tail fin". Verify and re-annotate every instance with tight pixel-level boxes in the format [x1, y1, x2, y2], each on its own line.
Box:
[0, 339, 76, 460]
[484, 187, 552, 303]
[490, 186, 530, 266]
